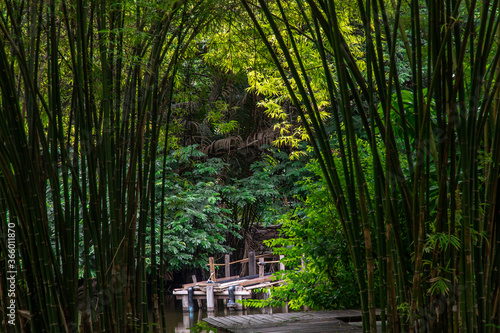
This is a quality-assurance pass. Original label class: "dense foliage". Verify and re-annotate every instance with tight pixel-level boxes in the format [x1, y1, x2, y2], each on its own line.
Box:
[244, 157, 361, 310]
[150, 146, 236, 271]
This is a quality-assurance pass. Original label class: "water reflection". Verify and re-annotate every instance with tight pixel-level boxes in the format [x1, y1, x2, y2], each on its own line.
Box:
[162, 295, 290, 333]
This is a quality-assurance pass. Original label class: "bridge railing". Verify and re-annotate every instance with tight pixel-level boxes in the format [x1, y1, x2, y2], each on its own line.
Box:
[207, 251, 285, 281]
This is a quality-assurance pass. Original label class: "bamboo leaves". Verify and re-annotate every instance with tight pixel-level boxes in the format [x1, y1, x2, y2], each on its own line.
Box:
[241, 0, 500, 331]
[0, 0, 213, 331]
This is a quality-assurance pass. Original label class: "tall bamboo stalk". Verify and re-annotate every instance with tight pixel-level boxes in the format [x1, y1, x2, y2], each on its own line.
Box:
[0, 0, 213, 331]
[242, 0, 500, 331]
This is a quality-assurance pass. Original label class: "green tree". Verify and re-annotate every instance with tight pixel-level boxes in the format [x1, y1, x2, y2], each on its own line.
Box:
[150, 146, 239, 271]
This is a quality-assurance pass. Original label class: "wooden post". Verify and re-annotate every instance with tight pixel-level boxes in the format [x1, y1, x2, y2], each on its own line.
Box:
[206, 285, 214, 312]
[182, 313, 190, 328]
[279, 255, 285, 271]
[235, 286, 243, 311]
[209, 256, 216, 282]
[191, 275, 203, 308]
[248, 251, 256, 276]
[225, 254, 230, 278]
[181, 295, 189, 312]
[259, 258, 265, 278]
[262, 289, 271, 314]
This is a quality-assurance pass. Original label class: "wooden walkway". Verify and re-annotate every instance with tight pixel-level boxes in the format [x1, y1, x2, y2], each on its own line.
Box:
[203, 310, 364, 332]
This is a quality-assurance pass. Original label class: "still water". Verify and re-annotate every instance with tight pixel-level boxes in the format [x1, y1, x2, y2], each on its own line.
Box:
[162, 295, 291, 333]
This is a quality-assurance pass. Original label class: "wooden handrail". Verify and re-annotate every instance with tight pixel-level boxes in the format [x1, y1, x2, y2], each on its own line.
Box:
[207, 252, 284, 279]
[206, 253, 275, 266]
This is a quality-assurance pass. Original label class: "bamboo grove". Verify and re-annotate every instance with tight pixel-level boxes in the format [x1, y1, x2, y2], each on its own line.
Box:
[241, 0, 500, 332]
[0, 0, 499, 332]
[0, 0, 219, 331]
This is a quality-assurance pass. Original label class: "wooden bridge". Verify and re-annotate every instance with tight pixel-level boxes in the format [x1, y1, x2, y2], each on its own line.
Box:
[203, 310, 365, 332]
[173, 251, 284, 312]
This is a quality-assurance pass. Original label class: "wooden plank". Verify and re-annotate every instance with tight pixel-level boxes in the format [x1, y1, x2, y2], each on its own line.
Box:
[268, 313, 296, 321]
[173, 290, 204, 295]
[180, 275, 240, 289]
[261, 260, 281, 264]
[248, 314, 284, 324]
[197, 282, 221, 288]
[214, 290, 252, 296]
[208, 316, 244, 327]
[244, 314, 278, 325]
[217, 275, 272, 289]
[216, 276, 273, 289]
[173, 289, 251, 297]
[175, 295, 252, 302]
[174, 293, 252, 302]
[238, 276, 272, 287]
[174, 289, 219, 295]
[217, 280, 244, 289]
[244, 280, 283, 290]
